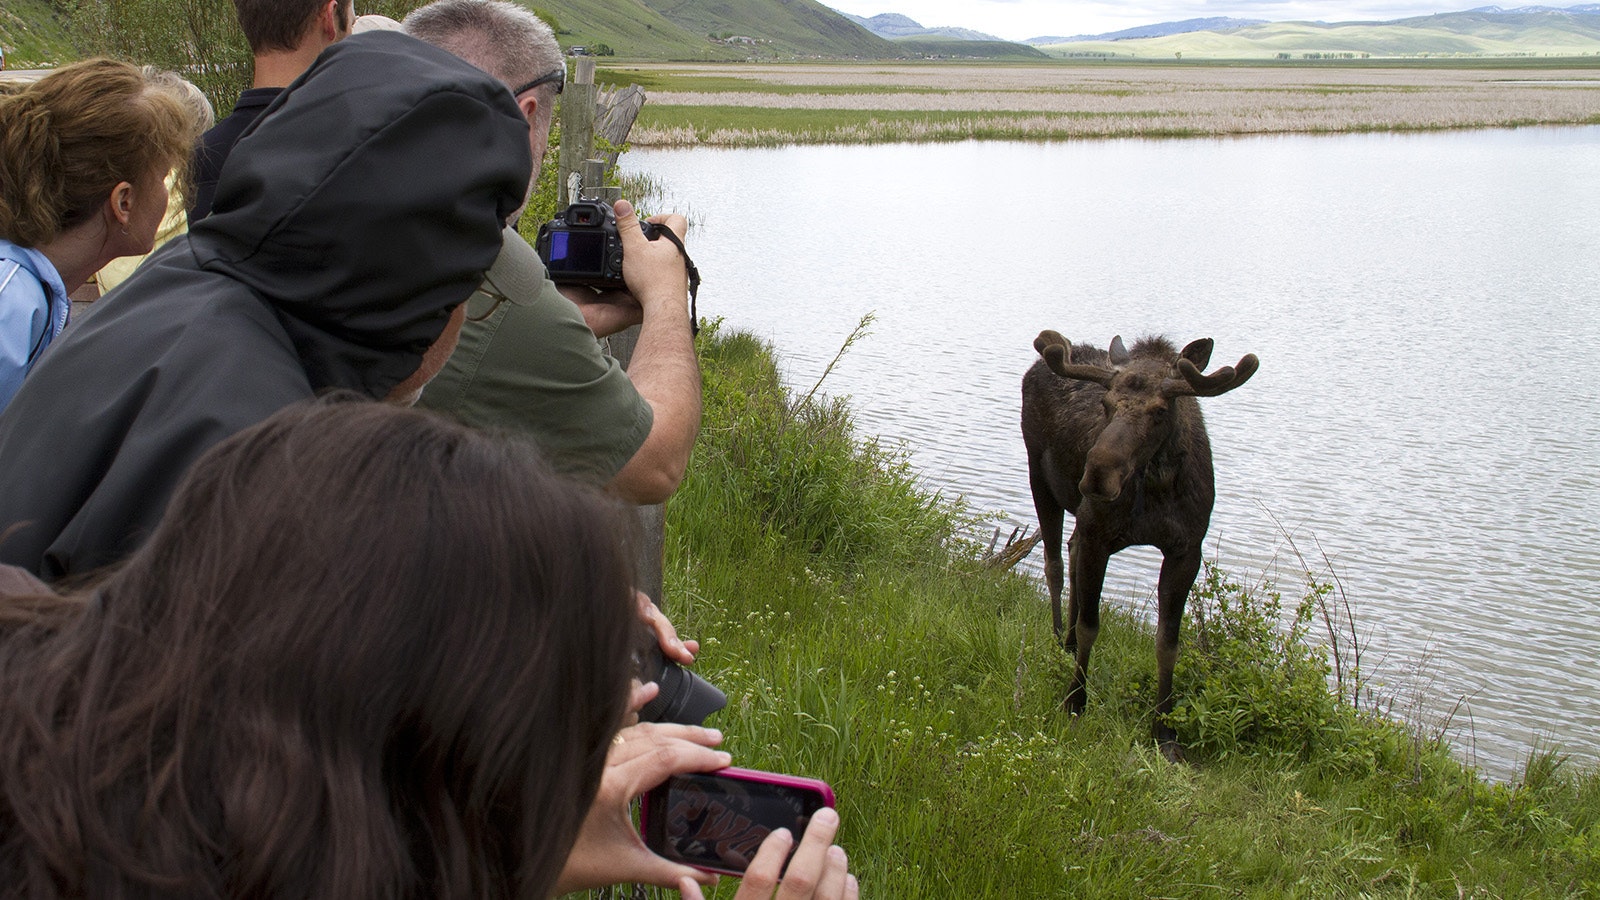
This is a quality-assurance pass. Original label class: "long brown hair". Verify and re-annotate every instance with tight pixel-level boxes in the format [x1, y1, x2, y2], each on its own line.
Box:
[0, 396, 638, 898]
[0, 58, 201, 248]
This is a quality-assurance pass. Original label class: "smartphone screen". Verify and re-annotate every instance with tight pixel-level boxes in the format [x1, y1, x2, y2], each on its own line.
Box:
[642, 768, 835, 876]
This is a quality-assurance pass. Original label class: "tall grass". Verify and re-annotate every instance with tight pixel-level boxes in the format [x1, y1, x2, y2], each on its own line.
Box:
[613, 61, 1600, 145]
[643, 321, 1600, 897]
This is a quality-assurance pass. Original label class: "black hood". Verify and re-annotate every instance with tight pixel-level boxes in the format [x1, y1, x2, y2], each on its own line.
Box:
[190, 30, 532, 397]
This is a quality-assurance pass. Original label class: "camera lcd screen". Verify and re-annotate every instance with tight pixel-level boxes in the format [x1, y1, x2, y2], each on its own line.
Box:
[545, 230, 607, 275]
[643, 771, 831, 875]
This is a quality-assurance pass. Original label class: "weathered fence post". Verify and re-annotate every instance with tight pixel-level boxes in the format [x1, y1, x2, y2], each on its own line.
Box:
[557, 56, 597, 207]
[556, 56, 666, 609]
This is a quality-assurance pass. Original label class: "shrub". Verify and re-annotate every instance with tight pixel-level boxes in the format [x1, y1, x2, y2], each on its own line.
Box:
[1167, 563, 1371, 762]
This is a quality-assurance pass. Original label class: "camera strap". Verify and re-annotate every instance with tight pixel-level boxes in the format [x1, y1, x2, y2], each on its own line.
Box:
[652, 226, 701, 338]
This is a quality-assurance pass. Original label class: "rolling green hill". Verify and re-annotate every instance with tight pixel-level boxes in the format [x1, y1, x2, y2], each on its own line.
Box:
[0, 0, 74, 68]
[1037, 9, 1600, 59]
[893, 37, 1049, 60]
[529, 0, 741, 59]
[641, 0, 902, 58]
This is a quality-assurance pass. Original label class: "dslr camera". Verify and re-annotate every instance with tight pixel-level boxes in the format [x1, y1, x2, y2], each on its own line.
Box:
[535, 198, 659, 287]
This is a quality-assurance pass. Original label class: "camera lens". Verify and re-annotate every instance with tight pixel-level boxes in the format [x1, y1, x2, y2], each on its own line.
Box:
[638, 647, 727, 726]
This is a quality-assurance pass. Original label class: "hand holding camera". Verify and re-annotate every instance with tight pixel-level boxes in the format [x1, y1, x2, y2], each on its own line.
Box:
[537, 197, 699, 333]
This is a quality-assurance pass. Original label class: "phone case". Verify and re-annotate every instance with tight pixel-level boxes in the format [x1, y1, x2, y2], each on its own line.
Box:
[640, 767, 835, 876]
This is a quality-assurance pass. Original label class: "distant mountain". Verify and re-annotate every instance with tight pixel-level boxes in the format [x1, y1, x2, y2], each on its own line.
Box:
[1027, 17, 1267, 44]
[1031, 6, 1600, 58]
[1468, 4, 1600, 11]
[840, 11, 1005, 42]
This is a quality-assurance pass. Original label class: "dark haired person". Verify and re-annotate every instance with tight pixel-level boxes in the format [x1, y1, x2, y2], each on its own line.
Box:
[188, 0, 354, 220]
[0, 397, 858, 898]
[0, 59, 201, 410]
[0, 32, 531, 579]
[405, 0, 702, 506]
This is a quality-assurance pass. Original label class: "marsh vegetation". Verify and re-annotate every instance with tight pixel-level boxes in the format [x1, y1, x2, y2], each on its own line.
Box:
[606, 61, 1600, 145]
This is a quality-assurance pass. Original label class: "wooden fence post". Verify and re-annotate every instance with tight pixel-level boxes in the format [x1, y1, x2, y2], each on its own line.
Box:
[555, 56, 666, 608]
[557, 56, 597, 207]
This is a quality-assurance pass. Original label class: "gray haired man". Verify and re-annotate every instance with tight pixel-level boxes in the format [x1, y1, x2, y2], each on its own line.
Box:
[406, 0, 702, 506]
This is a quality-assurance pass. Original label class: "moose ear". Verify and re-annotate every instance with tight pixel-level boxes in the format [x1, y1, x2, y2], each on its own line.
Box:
[1180, 338, 1214, 370]
[1108, 335, 1130, 366]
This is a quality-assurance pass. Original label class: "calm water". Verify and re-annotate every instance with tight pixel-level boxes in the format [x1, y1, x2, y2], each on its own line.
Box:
[626, 127, 1600, 777]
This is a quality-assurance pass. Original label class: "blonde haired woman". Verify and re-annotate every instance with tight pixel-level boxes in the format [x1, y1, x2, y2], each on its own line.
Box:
[0, 58, 201, 409]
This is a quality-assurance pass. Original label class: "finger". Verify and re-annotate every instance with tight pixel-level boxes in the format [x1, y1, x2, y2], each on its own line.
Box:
[638, 592, 694, 664]
[606, 726, 730, 793]
[645, 211, 689, 241]
[844, 874, 859, 900]
[611, 722, 724, 761]
[738, 827, 792, 898]
[679, 875, 707, 900]
[629, 678, 659, 715]
[557, 283, 639, 308]
[775, 807, 840, 899]
[613, 198, 644, 242]
[813, 846, 850, 900]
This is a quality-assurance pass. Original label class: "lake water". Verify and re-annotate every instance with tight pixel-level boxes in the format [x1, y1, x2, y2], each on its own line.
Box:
[625, 126, 1600, 778]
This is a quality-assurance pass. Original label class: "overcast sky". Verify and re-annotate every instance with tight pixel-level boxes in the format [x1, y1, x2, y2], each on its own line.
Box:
[822, 1, 1515, 41]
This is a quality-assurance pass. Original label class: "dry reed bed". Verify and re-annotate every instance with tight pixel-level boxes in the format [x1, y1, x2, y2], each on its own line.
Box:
[625, 64, 1600, 145]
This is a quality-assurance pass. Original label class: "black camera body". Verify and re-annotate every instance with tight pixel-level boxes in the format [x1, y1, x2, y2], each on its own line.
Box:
[535, 199, 658, 287]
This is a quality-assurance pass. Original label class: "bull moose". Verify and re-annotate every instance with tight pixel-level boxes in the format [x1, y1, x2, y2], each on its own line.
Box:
[1021, 330, 1258, 761]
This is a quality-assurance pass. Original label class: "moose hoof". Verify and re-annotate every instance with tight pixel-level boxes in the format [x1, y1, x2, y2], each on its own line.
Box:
[1158, 739, 1186, 764]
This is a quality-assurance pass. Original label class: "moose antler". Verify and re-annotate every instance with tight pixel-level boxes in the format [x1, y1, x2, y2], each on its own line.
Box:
[1033, 330, 1068, 356]
[1163, 352, 1259, 398]
[1035, 330, 1117, 387]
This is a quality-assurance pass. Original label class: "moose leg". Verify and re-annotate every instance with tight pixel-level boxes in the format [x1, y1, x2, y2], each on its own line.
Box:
[1029, 469, 1067, 644]
[1064, 539, 1109, 717]
[1153, 548, 1203, 762]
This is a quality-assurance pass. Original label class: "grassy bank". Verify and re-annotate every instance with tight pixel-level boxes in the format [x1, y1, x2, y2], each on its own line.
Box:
[650, 322, 1600, 897]
[605, 61, 1600, 146]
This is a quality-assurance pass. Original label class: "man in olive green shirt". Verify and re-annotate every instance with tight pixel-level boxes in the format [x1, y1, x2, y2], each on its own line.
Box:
[421, 228, 655, 487]
[409, 1, 700, 504]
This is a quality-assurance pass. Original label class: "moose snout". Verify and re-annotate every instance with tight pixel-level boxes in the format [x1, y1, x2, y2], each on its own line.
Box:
[1080, 448, 1131, 501]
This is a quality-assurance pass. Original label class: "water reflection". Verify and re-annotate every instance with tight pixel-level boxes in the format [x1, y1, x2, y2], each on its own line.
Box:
[626, 127, 1600, 777]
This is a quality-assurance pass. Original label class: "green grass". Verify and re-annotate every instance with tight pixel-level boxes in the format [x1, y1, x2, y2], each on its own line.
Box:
[633, 105, 1129, 144]
[596, 70, 961, 95]
[0, 0, 75, 67]
[644, 321, 1600, 897]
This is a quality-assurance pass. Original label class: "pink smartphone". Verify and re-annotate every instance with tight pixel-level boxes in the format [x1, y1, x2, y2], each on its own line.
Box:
[640, 766, 836, 877]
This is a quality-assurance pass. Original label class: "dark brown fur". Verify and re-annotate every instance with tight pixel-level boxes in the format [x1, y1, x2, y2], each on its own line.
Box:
[1021, 331, 1257, 761]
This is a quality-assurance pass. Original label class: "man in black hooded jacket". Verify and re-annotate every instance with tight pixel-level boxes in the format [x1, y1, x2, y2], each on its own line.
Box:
[0, 31, 532, 580]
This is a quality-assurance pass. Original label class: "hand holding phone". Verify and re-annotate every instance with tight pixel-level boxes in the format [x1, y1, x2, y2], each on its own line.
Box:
[673, 805, 860, 900]
[641, 767, 835, 877]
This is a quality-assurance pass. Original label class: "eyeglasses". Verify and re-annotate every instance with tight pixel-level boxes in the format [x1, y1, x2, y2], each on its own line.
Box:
[512, 67, 564, 98]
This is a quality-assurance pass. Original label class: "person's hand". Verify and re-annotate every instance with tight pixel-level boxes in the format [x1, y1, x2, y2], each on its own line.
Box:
[639, 589, 696, 667]
[557, 285, 643, 338]
[553, 722, 731, 894]
[624, 591, 698, 725]
[614, 199, 689, 312]
[677, 806, 859, 900]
